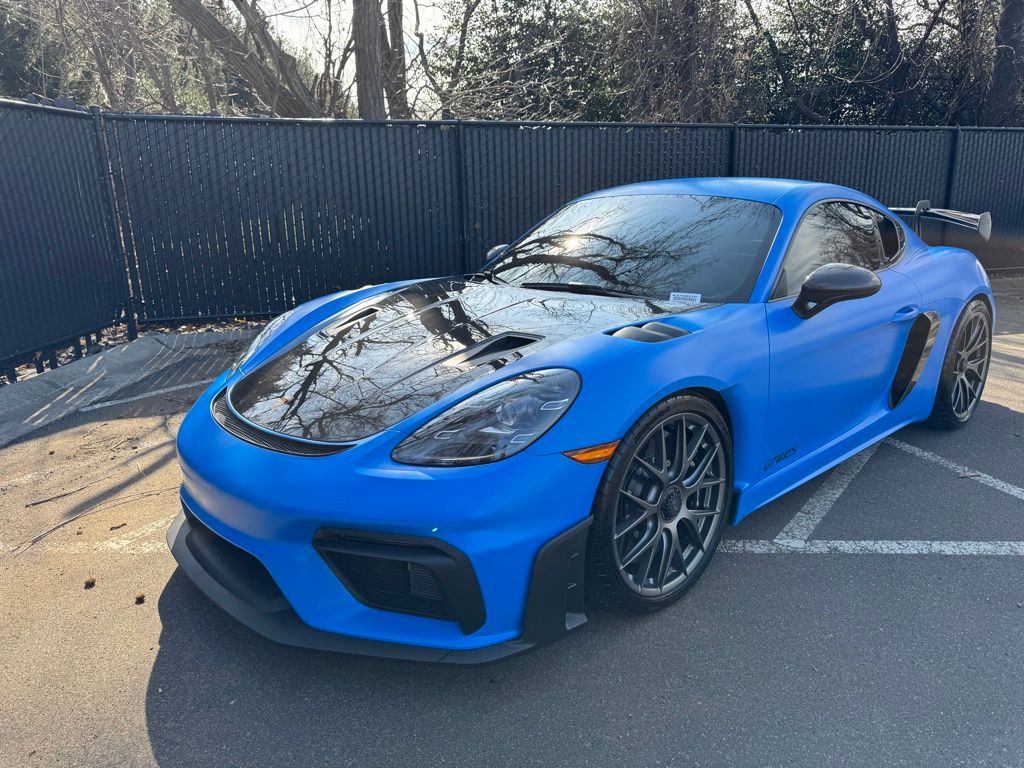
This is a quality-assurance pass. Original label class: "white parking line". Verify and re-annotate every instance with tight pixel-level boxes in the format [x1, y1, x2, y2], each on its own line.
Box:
[721, 539, 1024, 555]
[78, 379, 215, 412]
[17, 438, 1024, 559]
[773, 445, 878, 546]
[18, 514, 177, 555]
[720, 436, 1024, 556]
[885, 438, 1024, 501]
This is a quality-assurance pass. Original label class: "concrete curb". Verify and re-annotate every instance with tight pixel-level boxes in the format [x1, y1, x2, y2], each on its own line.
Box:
[0, 329, 255, 448]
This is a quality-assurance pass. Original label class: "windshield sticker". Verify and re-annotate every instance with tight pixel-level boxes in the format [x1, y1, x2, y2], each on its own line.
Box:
[669, 292, 702, 305]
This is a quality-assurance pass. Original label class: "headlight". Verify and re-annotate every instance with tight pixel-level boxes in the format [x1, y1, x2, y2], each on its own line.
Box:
[391, 369, 581, 466]
[230, 308, 296, 373]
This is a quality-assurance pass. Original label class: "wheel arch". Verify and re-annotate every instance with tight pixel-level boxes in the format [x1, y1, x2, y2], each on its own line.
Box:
[680, 386, 733, 435]
[970, 291, 994, 317]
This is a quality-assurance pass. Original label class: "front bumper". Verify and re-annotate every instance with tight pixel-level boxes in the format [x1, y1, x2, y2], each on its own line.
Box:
[167, 508, 590, 663]
[169, 376, 604, 663]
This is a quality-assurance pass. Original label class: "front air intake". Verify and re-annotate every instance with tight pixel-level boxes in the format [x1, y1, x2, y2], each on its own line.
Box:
[314, 529, 486, 634]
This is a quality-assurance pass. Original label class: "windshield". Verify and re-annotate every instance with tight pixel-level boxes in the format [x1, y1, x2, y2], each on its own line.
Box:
[487, 194, 782, 303]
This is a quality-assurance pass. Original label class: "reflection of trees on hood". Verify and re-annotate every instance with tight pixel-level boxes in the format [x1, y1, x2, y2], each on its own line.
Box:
[234, 280, 495, 440]
[228, 277, 681, 442]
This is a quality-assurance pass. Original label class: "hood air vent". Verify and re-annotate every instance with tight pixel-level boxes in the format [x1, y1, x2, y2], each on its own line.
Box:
[610, 321, 690, 343]
[324, 305, 379, 334]
[442, 332, 541, 369]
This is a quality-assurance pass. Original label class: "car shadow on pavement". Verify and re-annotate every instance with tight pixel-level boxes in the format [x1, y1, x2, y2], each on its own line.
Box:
[146, 569, 671, 768]
[145, 391, 1024, 767]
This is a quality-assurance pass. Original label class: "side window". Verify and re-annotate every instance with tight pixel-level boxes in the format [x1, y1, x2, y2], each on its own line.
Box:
[874, 212, 905, 264]
[772, 201, 885, 299]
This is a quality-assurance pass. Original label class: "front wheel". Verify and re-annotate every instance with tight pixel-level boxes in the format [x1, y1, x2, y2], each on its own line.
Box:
[925, 299, 992, 429]
[586, 394, 732, 613]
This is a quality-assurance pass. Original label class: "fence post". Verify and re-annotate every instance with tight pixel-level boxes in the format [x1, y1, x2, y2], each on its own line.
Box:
[943, 125, 961, 209]
[728, 124, 739, 177]
[89, 106, 137, 341]
[454, 120, 472, 274]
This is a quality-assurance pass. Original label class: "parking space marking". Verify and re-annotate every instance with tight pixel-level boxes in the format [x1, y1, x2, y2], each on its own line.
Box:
[886, 438, 1024, 501]
[722, 435, 1024, 556]
[721, 539, 1024, 555]
[773, 445, 878, 546]
[18, 513, 178, 555]
[78, 379, 216, 412]
[18, 437, 1024, 559]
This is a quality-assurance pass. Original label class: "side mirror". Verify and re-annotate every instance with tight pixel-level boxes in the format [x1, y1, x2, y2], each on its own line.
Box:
[485, 244, 509, 264]
[793, 263, 881, 319]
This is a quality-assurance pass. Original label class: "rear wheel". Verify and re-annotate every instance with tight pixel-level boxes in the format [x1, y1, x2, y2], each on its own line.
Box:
[586, 394, 732, 613]
[926, 299, 992, 429]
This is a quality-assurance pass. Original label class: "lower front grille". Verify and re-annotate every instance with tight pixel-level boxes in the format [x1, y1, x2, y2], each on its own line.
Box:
[211, 390, 351, 457]
[181, 502, 289, 612]
[314, 529, 486, 634]
[327, 552, 451, 620]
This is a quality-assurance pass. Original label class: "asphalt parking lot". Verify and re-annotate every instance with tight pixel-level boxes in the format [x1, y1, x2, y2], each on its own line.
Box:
[1, 280, 1023, 768]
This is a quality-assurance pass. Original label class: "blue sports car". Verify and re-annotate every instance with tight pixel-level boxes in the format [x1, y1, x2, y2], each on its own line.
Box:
[169, 178, 994, 663]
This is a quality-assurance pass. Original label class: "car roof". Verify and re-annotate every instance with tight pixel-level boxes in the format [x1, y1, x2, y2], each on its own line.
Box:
[578, 177, 884, 211]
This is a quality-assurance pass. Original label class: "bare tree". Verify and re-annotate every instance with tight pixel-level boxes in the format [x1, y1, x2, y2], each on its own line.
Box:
[381, 0, 411, 116]
[982, 0, 1024, 123]
[167, 0, 322, 116]
[741, 0, 827, 122]
[414, 0, 483, 118]
[352, 0, 387, 117]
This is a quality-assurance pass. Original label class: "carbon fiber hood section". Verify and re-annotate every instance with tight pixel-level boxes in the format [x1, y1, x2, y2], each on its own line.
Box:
[229, 277, 676, 442]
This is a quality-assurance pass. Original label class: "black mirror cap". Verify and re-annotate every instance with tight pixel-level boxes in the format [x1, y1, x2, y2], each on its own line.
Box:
[485, 244, 509, 263]
[792, 263, 882, 319]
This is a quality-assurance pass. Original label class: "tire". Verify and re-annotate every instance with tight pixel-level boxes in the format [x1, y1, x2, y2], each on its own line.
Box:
[586, 393, 733, 613]
[925, 298, 992, 430]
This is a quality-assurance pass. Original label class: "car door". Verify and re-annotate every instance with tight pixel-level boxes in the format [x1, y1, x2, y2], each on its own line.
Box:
[761, 200, 921, 476]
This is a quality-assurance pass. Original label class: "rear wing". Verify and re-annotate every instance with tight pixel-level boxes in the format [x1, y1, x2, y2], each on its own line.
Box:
[890, 200, 992, 241]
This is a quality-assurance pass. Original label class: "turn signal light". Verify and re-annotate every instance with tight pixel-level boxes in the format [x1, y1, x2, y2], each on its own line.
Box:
[562, 440, 620, 464]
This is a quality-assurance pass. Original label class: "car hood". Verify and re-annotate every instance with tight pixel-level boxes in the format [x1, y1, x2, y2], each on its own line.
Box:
[228, 277, 684, 443]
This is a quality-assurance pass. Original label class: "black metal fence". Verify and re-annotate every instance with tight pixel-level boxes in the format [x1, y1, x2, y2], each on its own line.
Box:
[3, 97, 1024, 370]
[0, 102, 129, 372]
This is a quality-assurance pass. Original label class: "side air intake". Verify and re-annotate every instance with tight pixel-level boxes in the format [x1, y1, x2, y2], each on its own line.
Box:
[609, 321, 690, 342]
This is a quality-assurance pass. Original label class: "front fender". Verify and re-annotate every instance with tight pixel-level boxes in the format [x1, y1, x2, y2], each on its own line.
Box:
[525, 303, 770, 498]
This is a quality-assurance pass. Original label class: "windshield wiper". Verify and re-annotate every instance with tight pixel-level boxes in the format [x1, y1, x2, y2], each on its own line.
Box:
[468, 270, 510, 285]
[519, 281, 640, 299]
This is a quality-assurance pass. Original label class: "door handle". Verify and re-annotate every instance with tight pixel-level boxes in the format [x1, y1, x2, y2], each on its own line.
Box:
[892, 305, 920, 322]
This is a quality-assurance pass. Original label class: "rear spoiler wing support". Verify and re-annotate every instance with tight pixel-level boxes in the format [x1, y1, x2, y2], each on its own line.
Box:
[891, 200, 992, 241]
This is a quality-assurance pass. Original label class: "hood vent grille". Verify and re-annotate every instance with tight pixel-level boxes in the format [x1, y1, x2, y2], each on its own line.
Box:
[442, 332, 541, 369]
[610, 321, 690, 343]
[324, 305, 379, 335]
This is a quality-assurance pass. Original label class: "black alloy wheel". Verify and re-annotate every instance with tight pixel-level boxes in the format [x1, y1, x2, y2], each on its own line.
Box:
[587, 394, 732, 612]
[927, 299, 992, 429]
